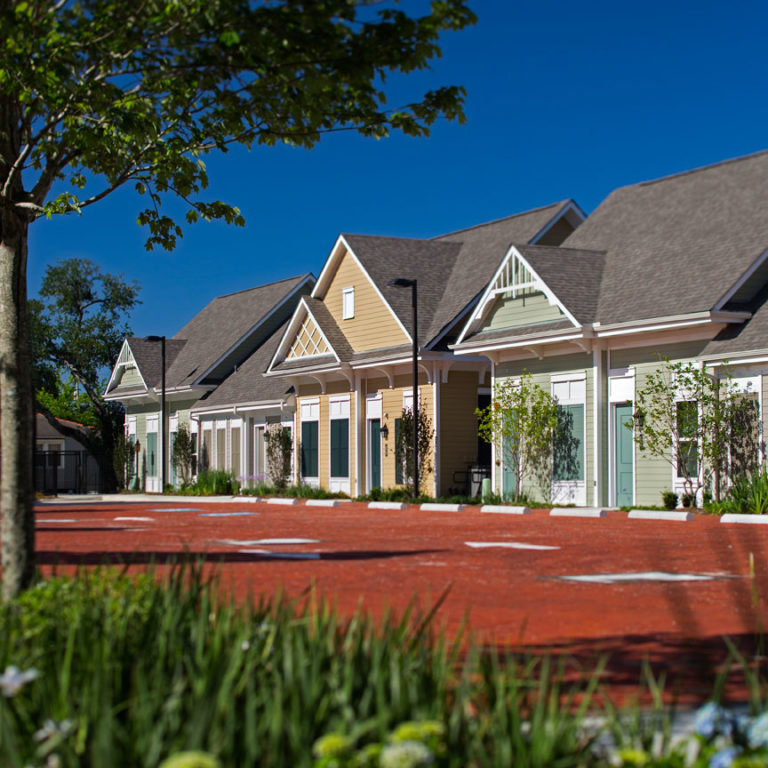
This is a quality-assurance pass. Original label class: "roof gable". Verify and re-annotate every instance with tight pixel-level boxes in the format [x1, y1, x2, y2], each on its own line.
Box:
[456, 245, 600, 344]
[166, 274, 314, 387]
[563, 150, 768, 324]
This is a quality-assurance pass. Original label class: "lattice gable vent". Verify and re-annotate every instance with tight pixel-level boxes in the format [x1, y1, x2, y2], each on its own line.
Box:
[117, 343, 135, 366]
[286, 314, 331, 359]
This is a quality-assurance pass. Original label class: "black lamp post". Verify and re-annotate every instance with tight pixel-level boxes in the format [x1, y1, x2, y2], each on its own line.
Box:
[388, 278, 419, 498]
[146, 335, 167, 491]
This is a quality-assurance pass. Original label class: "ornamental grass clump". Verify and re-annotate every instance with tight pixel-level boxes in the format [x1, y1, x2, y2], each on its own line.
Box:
[712, 469, 768, 515]
[0, 562, 609, 768]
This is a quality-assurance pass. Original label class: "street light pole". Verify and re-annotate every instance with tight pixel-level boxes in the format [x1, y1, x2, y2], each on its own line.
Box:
[146, 335, 167, 491]
[388, 278, 419, 498]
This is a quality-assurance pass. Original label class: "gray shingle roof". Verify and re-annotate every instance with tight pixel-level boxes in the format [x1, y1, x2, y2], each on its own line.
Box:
[515, 244, 606, 324]
[303, 297, 354, 361]
[562, 150, 768, 324]
[196, 320, 295, 408]
[339, 201, 574, 349]
[166, 274, 311, 387]
[125, 338, 186, 390]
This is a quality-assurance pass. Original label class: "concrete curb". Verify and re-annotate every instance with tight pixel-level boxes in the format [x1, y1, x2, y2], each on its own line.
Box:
[305, 499, 339, 507]
[720, 513, 768, 525]
[550, 507, 609, 518]
[368, 501, 408, 510]
[480, 505, 531, 515]
[628, 509, 695, 522]
[420, 503, 465, 512]
[266, 497, 299, 506]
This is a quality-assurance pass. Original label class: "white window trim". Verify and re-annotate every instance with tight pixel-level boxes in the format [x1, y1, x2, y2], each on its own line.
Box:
[342, 286, 355, 320]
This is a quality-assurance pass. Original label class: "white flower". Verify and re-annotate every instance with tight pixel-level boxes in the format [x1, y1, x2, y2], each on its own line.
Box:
[379, 740, 434, 768]
[33, 719, 73, 743]
[0, 666, 39, 697]
[241, 640, 251, 651]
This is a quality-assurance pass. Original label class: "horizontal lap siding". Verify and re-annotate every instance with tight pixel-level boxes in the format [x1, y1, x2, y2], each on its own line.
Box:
[117, 365, 143, 389]
[324, 251, 409, 352]
[611, 341, 708, 507]
[487, 292, 565, 330]
[496, 353, 593, 502]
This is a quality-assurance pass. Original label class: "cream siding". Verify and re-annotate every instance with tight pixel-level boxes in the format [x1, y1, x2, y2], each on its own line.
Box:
[324, 250, 408, 352]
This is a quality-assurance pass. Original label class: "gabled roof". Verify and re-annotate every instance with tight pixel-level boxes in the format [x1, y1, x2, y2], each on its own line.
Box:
[562, 150, 768, 324]
[516, 244, 606, 325]
[193, 319, 295, 409]
[332, 201, 580, 351]
[165, 274, 313, 388]
[124, 337, 186, 390]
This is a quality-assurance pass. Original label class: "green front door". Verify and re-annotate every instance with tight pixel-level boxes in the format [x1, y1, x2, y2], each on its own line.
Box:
[615, 403, 634, 507]
[370, 419, 381, 490]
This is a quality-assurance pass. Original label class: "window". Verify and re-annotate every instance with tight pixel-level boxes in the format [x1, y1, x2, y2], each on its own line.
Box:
[231, 425, 241, 477]
[730, 393, 760, 477]
[553, 404, 585, 482]
[676, 400, 698, 478]
[342, 286, 354, 319]
[330, 419, 349, 477]
[216, 426, 226, 469]
[36, 440, 64, 468]
[301, 421, 319, 478]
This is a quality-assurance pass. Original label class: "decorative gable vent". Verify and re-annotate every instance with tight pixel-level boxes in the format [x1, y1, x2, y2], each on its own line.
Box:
[490, 253, 540, 299]
[117, 343, 134, 366]
[287, 315, 331, 359]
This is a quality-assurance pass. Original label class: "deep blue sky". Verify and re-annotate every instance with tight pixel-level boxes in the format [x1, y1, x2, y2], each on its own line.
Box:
[28, 0, 768, 339]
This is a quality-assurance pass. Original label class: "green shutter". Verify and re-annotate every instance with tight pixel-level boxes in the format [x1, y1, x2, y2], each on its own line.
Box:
[301, 421, 318, 477]
[330, 419, 349, 477]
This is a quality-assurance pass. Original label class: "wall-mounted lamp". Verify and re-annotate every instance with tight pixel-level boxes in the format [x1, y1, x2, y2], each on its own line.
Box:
[380, 422, 389, 440]
[632, 408, 645, 450]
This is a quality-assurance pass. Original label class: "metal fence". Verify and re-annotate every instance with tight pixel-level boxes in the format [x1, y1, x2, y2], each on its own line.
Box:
[34, 451, 103, 495]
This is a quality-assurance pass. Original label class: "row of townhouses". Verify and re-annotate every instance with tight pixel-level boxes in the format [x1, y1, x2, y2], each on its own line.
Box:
[105, 150, 768, 506]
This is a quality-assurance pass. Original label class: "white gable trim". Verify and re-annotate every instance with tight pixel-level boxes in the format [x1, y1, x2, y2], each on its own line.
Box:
[312, 234, 412, 343]
[455, 245, 580, 345]
[529, 200, 586, 244]
[104, 339, 148, 395]
[267, 297, 341, 372]
[193, 273, 314, 385]
[713, 247, 768, 311]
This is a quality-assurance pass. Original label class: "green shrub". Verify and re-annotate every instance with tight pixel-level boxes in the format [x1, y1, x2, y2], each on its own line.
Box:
[186, 469, 239, 495]
[0, 565, 606, 768]
[661, 491, 678, 510]
[711, 468, 768, 515]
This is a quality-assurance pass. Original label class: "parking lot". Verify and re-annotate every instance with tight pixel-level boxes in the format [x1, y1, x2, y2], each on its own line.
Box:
[33, 497, 768, 700]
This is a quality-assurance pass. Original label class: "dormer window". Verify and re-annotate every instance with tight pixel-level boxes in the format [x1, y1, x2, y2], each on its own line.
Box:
[342, 286, 354, 319]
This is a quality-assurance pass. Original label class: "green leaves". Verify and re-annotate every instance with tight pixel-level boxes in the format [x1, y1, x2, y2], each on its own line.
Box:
[0, 0, 476, 247]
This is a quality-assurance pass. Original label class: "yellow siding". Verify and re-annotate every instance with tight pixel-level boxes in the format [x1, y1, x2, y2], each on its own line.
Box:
[324, 250, 409, 352]
[439, 371, 483, 497]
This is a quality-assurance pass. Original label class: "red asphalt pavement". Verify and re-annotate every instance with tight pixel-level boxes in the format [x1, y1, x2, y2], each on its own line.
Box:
[30, 498, 768, 700]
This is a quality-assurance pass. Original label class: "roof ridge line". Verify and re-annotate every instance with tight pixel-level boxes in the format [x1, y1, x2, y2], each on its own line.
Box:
[432, 200, 571, 240]
[634, 149, 768, 189]
[212, 273, 313, 301]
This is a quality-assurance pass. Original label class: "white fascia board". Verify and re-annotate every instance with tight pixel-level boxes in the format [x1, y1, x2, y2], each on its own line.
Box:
[312, 234, 412, 343]
[104, 339, 148, 396]
[529, 200, 587, 244]
[193, 274, 315, 386]
[701, 350, 768, 365]
[454, 245, 580, 346]
[594, 311, 751, 339]
[713, 248, 768, 310]
[267, 297, 341, 373]
[453, 330, 587, 356]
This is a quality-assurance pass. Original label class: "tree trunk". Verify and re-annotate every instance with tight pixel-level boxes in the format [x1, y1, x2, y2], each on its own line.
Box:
[0, 209, 35, 600]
